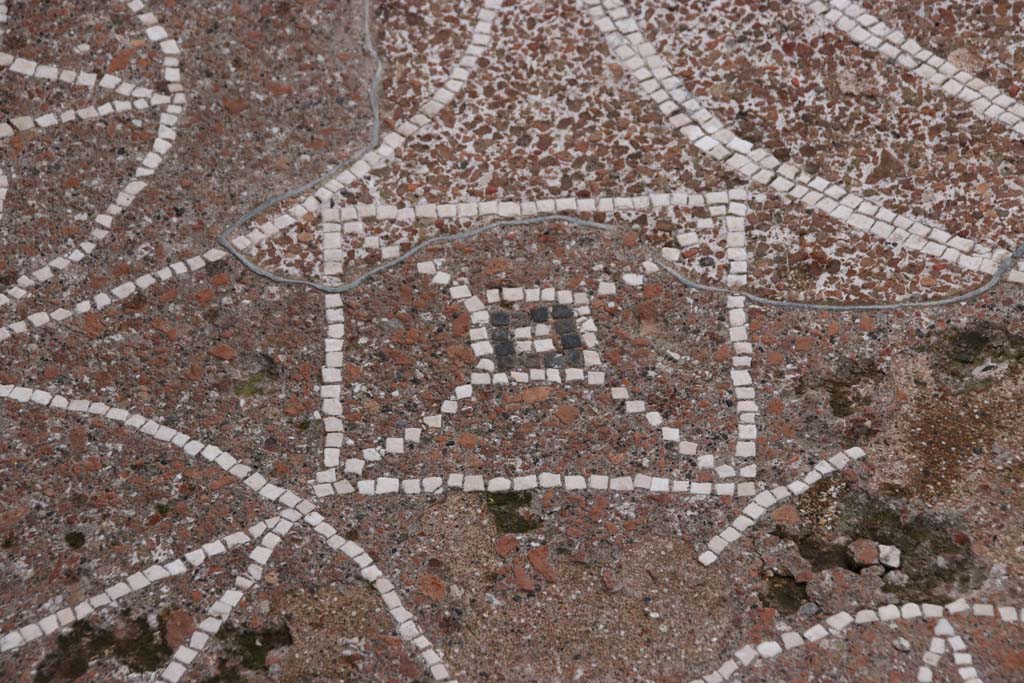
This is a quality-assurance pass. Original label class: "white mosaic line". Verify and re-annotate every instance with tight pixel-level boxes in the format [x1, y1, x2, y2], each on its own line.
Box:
[0, 0, 186, 308]
[157, 515, 296, 683]
[319, 188, 764, 266]
[581, 0, 1024, 287]
[660, 197, 755, 286]
[321, 292, 345, 468]
[698, 447, 865, 566]
[796, 0, 1024, 139]
[314, 471, 759, 500]
[0, 56, 162, 106]
[688, 599, 1019, 683]
[4, 95, 165, 137]
[0, 382, 308, 511]
[231, 0, 503, 259]
[0, 247, 228, 343]
[341, 189, 762, 223]
[321, 202, 345, 277]
[723, 203, 750, 289]
[721, 205, 758, 478]
[918, 618, 986, 683]
[664, 200, 761, 480]
[321, 200, 348, 469]
[0, 515, 280, 654]
[304, 515, 455, 681]
[720, 293, 758, 480]
[917, 622, 946, 683]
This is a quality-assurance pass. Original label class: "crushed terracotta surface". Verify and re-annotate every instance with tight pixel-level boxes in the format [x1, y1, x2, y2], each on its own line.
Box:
[1, 1, 1022, 682]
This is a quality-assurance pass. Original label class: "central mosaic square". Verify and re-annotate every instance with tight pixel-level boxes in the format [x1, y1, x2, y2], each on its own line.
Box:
[488, 304, 584, 371]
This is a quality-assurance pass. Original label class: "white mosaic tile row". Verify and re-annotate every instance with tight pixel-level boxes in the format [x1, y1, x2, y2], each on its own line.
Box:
[0, 248, 229, 343]
[663, 200, 761, 481]
[0, 382, 311, 513]
[231, 1, 503, 259]
[688, 599, 1020, 683]
[724, 294, 758, 478]
[342, 189, 757, 222]
[0, 0, 187, 308]
[157, 517, 295, 683]
[917, 617, 983, 683]
[321, 203, 345, 277]
[582, 0, 1023, 286]
[661, 198, 755, 282]
[305, 514, 455, 681]
[723, 208, 756, 479]
[722, 203, 749, 289]
[321, 202, 348, 468]
[321, 189, 764, 268]
[797, 0, 1024, 138]
[0, 515, 281, 654]
[312, 471, 760, 501]
[1, 94, 167, 137]
[698, 447, 866, 566]
[321, 290, 346, 468]
[0, 55, 158, 110]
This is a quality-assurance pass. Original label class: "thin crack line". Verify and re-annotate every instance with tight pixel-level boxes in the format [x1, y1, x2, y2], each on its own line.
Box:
[280, 214, 618, 294]
[214, 0, 383, 275]
[211, 0, 1024, 311]
[231, 194, 1024, 308]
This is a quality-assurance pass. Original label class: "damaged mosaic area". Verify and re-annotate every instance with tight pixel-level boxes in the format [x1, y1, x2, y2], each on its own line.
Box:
[1, 0, 1022, 681]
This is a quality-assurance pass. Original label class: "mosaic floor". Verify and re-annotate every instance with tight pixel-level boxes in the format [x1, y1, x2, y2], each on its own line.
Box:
[1, 1, 1023, 681]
